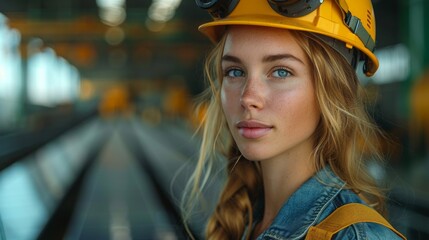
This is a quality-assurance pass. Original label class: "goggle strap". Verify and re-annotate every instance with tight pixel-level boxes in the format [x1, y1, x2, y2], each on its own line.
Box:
[336, 0, 375, 52]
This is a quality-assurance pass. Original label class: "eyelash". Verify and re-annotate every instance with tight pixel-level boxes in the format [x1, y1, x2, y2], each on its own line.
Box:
[223, 67, 245, 78]
[222, 66, 293, 79]
[271, 67, 292, 78]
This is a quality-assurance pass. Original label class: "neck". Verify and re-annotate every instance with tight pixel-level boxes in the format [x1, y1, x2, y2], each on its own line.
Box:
[255, 154, 316, 236]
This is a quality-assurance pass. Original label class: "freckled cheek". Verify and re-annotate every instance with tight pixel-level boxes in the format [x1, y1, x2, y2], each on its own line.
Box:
[221, 86, 240, 113]
[274, 94, 320, 131]
[294, 98, 321, 132]
[221, 86, 242, 135]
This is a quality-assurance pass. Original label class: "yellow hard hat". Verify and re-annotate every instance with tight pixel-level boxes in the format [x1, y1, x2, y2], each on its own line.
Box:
[196, 0, 379, 76]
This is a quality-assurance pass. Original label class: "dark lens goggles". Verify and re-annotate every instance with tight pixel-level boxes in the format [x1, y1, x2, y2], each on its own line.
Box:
[195, 0, 240, 19]
[195, 0, 324, 19]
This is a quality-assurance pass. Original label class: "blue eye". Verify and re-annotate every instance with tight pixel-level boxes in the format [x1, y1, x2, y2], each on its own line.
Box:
[226, 68, 245, 77]
[272, 68, 290, 78]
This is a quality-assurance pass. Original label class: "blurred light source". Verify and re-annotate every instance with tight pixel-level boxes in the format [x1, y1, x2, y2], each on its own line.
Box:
[96, 0, 125, 8]
[97, 0, 126, 26]
[0, 16, 22, 100]
[145, 18, 166, 32]
[80, 79, 95, 100]
[27, 45, 81, 107]
[146, 0, 182, 31]
[105, 27, 125, 45]
[0, 12, 23, 127]
[99, 7, 126, 26]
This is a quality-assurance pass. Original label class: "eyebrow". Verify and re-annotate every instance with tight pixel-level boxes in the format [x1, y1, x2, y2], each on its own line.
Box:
[262, 54, 304, 64]
[221, 53, 304, 64]
[221, 55, 241, 63]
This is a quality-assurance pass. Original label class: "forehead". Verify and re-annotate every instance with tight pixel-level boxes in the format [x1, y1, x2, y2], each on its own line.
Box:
[223, 25, 307, 59]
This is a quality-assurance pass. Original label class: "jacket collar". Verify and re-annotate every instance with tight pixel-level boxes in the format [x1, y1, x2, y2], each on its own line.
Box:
[258, 167, 346, 239]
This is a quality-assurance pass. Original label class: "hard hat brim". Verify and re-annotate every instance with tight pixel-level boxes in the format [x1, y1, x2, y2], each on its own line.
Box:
[199, 16, 379, 76]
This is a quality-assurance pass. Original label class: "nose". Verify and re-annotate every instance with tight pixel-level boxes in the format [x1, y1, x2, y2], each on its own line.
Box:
[240, 77, 265, 110]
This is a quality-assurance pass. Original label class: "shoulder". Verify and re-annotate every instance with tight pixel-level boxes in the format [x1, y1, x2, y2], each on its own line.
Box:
[333, 222, 404, 240]
[322, 190, 403, 240]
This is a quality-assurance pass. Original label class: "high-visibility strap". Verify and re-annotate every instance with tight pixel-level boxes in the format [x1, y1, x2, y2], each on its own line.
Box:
[305, 203, 407, 240]
[335, 0, 376, 51]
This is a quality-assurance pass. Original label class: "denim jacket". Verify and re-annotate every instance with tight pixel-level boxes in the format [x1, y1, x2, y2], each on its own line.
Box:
[249, 167, 404, 240]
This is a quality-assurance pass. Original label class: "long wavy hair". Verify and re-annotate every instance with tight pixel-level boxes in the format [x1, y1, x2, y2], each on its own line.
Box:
[182, 29, 386, 240]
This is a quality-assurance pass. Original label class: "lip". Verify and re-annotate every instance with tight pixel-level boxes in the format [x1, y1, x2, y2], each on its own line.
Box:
[236, 120, 273, 139]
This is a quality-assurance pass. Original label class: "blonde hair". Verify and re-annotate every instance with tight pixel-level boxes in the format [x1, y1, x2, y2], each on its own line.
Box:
[182, 30, 386, 240]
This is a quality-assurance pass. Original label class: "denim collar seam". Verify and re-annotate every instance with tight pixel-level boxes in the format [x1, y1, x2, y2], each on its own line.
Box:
[263, 174, 347, 239]
[263, 186, 344, 239]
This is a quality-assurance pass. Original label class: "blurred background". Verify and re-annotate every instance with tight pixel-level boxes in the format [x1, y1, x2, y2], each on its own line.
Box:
[0, 0, 428, 239]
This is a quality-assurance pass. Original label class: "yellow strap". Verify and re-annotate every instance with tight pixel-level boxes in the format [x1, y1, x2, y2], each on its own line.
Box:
[305, 203, 407, 240]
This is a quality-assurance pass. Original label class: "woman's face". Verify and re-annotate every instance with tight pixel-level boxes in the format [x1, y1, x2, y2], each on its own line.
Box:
[221, 26, 321, 162]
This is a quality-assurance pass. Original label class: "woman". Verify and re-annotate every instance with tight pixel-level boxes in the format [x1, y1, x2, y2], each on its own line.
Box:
[183, 0, 406, 239]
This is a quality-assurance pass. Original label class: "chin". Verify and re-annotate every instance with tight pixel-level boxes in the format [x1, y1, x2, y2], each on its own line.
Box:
[239, 150, 269, 162]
